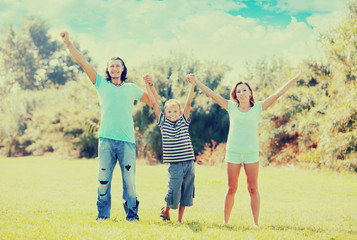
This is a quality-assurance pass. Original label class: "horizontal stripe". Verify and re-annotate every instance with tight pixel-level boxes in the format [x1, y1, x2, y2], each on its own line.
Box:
[163, 145, 193, 150]
[162, 137, 192, 142]
[163, 150, 194, 156]
[157, 112, 195, 163]
[163, 157, 195, 163]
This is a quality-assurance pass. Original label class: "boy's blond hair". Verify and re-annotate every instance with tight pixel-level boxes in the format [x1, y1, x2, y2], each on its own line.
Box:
[164, 99, 181, 110]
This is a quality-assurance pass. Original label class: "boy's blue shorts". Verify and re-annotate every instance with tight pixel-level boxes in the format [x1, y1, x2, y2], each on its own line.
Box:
[165, 160, 195, 209]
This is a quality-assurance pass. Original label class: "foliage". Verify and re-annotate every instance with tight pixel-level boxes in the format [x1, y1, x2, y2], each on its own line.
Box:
[296, 0, 357, 171]
[195, 140, 226, 166]
[131, 52, 231, 162]
[1, 2, 357, 172]
[0, 15, 91, 91]
[0, 76, 100, 158]
[238, 1, 357, 172]
[0, 89, 42, 156]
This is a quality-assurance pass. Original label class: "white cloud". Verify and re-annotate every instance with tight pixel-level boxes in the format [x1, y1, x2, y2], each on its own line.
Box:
[54, 2, 325, 77]
[307, 11, 346, 33]
[0, 0, 349, 80]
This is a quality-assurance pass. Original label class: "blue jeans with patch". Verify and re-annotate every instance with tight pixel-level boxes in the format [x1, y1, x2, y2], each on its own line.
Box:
[97, 138, 139, 221]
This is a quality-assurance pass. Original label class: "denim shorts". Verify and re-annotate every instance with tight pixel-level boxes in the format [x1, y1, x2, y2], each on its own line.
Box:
[225, 151, 259, 165]
[165, 161, 195, 209]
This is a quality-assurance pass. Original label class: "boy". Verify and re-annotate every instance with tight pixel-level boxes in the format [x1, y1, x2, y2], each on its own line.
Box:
[143, 73, 196, 223]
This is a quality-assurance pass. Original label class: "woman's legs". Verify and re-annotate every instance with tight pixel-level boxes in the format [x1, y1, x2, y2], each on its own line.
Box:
[223, 162, 242, 224]
[244, 162, 260, 226]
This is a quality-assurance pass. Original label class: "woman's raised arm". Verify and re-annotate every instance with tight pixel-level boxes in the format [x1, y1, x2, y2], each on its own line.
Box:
[189, 74, 228, 110]
[262, 70, 303, 111]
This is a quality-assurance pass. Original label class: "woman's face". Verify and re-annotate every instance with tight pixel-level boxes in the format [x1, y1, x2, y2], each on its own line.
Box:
[235, 84, 251, 103]
[107, 59, 124, 79]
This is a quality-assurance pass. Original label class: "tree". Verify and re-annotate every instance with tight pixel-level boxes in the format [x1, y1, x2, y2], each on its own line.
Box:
[131, 52, 231, 162]
[0, 15, 96, 157]
[0, 15, 91, 91]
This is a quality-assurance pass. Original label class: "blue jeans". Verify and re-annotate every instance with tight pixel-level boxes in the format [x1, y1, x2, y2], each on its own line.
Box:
[97, 138, 139, 221]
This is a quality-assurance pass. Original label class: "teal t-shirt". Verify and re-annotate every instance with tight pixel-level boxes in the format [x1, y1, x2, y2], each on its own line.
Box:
[226, 100, 263, 153]
[94, 73, 144, 143]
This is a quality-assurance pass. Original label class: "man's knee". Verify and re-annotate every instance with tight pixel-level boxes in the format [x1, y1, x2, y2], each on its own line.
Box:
[98, 180, 109, 196]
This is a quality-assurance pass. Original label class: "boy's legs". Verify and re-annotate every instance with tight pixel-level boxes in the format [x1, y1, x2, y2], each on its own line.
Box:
[97, 138, 117, 219]
[179, 161, 195, 222]
[160, 204, 171, 221]
[178, 206, 185, 223]
[117, 141, 139, 221]
[162, 163, 183, 219]
[164, 205, 186, 223]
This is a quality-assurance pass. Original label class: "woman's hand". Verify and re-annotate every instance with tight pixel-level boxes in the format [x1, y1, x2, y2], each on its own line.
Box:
[186, 73, 197, 85]
[60, 32, 70, 46]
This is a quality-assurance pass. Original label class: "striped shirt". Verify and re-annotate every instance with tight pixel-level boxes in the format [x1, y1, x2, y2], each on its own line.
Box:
[157, 112, 195, 163]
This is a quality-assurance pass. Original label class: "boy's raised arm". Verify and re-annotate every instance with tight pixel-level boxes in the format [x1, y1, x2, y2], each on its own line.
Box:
[143, 75, 161, 120]
[184, 74, 196, 119]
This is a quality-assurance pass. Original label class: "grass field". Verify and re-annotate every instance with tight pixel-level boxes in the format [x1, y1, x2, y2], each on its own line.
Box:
[0, 157, 356, 239]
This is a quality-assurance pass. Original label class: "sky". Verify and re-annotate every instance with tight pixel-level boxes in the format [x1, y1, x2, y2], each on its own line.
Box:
[0, 0, 351, 79]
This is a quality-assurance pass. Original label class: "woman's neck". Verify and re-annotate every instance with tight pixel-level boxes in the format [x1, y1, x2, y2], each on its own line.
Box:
[238, 101, 251, 112]
[239, 101, 250, 108]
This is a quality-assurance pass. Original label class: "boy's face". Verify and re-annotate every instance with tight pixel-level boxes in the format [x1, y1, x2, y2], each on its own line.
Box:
[164, 104, 181, 122]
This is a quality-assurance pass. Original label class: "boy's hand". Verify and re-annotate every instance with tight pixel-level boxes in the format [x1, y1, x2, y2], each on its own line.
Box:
[186, 73, 196, 85]
[143, 75, 153, 86]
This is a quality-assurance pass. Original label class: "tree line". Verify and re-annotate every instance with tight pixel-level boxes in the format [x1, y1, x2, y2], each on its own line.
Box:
[0, 2, 356, 172]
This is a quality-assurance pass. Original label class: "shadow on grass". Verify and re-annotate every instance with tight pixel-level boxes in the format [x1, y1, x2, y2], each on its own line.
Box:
[267, 224, 357, 235]
[185, 221, 204, 232]
[185, 221, 255, 232]
[211, 223, 253, 232]
[267, 224, 326, 233]
[105, 218, 357, 236]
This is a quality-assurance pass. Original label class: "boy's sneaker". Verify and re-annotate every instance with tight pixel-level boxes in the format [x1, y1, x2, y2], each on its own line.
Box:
[160, 207, 170, 221]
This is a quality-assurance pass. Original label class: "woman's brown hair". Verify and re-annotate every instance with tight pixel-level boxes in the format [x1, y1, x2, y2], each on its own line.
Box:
[230, 82, 255, 107]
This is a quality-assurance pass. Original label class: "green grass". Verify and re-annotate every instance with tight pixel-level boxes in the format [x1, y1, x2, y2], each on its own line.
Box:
[1, 157, 356, 240]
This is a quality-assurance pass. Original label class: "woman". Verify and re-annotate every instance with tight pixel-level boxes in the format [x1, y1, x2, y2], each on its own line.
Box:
[60, 32, 158, 221]
[188, 71, 302, 227]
